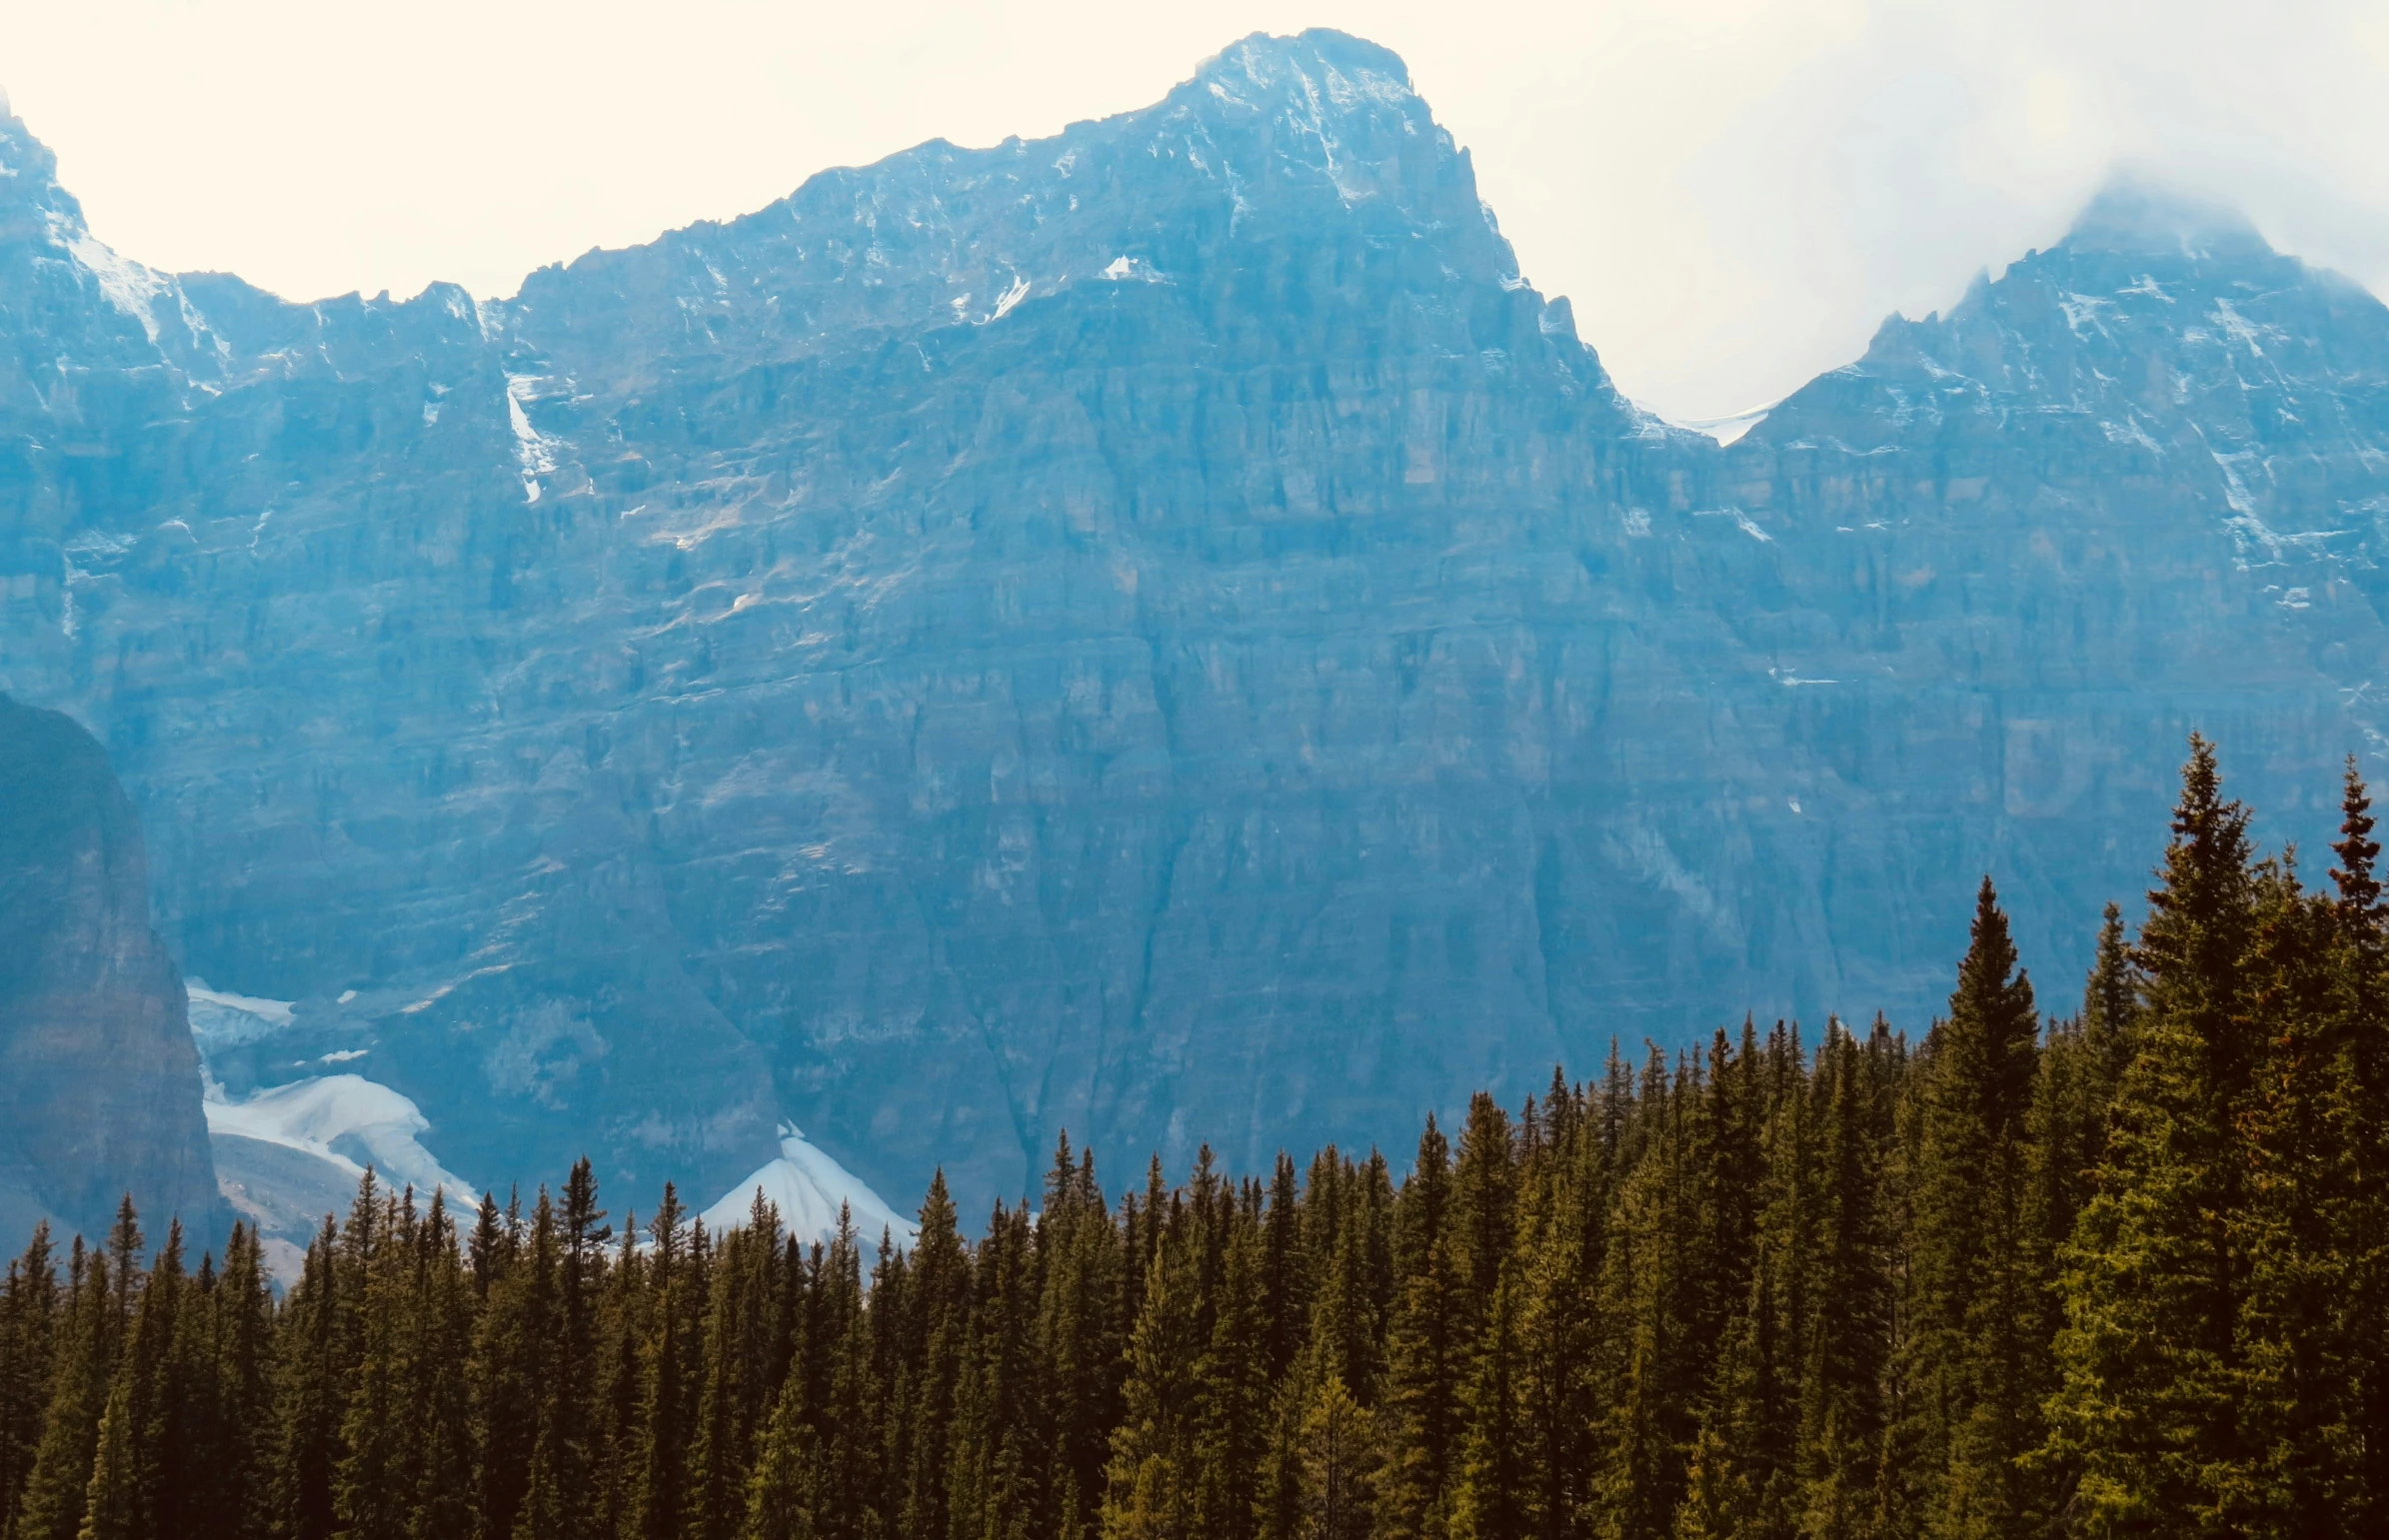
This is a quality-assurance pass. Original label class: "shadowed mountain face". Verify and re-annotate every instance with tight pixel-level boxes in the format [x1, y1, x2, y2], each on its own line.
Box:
[0, 697, 223, 1246]
[2, 31, 2387, 1215]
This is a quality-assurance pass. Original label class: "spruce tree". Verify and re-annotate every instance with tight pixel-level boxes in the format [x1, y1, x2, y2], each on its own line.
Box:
[77, 1219, 180, 1540]
[1375, 1117, 1463, 1540]
[1190, 1217, 1267, 1540]
[16, 1238, 119, 1540]
[1796, 1023, 1892, 1540]
[2044, 737, 2264, 1537]
[271, 1216, 344, 1540]
[1038, 1141, 1122, 1540]
[0, 1226, 59, 1540]
[629, 1187, 699, 1540]
[1100, 1239, 1199, 1540]
[2329, 762, 2389, 1525]
[896, 1173, 968, 1540]
[1450, 1275, 1523, 1540]
[1297, 1372, 1376, 1540]
[204, 1224, 276, 1540]
[1902, 878, 2046, 1538]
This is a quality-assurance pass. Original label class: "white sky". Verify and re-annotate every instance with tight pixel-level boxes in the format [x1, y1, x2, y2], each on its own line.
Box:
[6, 1, 2389, 421]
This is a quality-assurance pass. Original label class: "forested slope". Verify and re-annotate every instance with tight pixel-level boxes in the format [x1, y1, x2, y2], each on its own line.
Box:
[2, 741, 2383, 1538]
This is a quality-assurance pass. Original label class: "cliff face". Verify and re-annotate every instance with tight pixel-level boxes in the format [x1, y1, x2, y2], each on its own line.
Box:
[2, 32, 2387, 1215]
[0, 697, 222, 1245]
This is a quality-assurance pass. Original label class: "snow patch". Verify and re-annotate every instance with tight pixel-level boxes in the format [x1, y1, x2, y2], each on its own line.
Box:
[982, 274, 1031, 323]
[702, 1122, 917, 1248]
[506, 374, 563, 503]
[44, 211, 169, 344]
[2057, 293, 2116, 339]
[204, 1074, 476, 1205]
[2100, 416, 2164, 456]
[187, 982, 296, 1051]
[2208, 298, 2272, 361]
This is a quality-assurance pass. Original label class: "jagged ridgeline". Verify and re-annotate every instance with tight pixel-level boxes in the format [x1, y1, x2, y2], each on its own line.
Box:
[2, 740, 2385, 1538]
[13, 28, 2389, 1225]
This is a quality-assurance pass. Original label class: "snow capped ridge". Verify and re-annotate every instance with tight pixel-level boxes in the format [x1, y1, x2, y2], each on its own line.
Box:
[701, 1123, 917, 1249]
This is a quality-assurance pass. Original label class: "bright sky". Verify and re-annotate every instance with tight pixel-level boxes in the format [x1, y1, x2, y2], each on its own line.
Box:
[6, 1, 2389, 421]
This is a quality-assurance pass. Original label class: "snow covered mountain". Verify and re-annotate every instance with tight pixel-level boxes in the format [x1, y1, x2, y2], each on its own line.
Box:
[5, 32, 2389, 1223]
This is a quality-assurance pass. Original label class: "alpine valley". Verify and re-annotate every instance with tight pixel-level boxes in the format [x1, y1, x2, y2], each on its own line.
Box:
[4, 29, 2388, 1242]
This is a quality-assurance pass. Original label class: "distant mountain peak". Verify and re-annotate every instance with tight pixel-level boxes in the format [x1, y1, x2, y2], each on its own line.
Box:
[2062, 174, 2271, 262]
[1194, 28, 1415, 96]
[0, 98, 80, 224]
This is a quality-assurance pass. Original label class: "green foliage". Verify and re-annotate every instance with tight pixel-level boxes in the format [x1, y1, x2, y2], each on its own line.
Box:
[6, 738, 2389, 1538]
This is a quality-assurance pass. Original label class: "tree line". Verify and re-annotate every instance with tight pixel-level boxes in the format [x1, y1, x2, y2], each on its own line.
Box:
[3, 737, 2387, 1540]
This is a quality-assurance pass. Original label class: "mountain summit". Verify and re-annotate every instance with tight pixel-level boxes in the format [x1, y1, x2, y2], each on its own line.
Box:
[2063, 172, 2274, 261]
[2, 36, 2387, 1223]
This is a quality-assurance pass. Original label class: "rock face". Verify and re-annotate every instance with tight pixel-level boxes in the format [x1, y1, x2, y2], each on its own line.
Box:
[2, 31, 2387, 1215]
[0, 697, 222, 1245]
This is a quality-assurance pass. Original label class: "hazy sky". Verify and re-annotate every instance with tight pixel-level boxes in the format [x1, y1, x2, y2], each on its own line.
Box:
[6, 1, 2388, 420]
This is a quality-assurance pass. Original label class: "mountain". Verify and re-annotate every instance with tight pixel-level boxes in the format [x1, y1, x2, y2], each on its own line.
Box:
[0, 696, 224, 1247]
[1705, 174, 2389, 974]
[1, 31, 2386, 1220]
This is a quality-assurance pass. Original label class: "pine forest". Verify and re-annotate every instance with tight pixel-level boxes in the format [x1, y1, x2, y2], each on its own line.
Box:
[6, 736, 2389, 1540]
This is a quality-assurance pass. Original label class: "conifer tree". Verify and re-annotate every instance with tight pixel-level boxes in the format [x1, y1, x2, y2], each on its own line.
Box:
[77, 1219, 181, 1540]
[1190, 1217, 1267, 1540]
[271, 1217, 344, 1540]
[512, 1190, 573, 1540]
[16, 1239, 118, 1540]
[1902, 878, 2046, 1538]
[2328, 762, 2389, 1524]
[1511, 1170, 1597, 1540]
[1593, 1048, 1700, 1540]
[336, 1185, 415, 1540]
[474, 1190, 542, 1540]
[628, 1187, 700, 1540]
[1796, 1023, 1892, 1540]
[896, 1173, 968, 1540]
[1101, 1237, 1199, 1540]
[2045, 737, 2264, 1536]
[0, 1226, 59, 1540]
[1258, 1154, 1306, 1384]
[1297, 1371, 1376, 1540]
[1375, 1118, 1463, 1540]
[1450, 1275, 1523, 1540]
[406, 1192, 480, 1540]
[687, 1198, 789, 1540]
[1038, 1140, 1122, 1540]
[202, 1223, 276, 1540]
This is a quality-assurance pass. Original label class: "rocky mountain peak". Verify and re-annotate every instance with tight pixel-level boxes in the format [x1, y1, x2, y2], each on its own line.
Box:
[2062, 173, 2273, 263]
[1178, 27, 1421, 139]
[1161, 29, 1471, 233]
[0, 107, 240, 383]
[0, 102, 75, 227]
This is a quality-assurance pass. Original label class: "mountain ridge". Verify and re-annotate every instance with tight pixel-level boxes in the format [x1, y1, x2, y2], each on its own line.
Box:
[2, 31, 2387, 1222]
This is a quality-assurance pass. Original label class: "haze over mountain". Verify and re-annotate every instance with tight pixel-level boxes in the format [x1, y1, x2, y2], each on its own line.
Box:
[3, 29, 2386, 1227]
